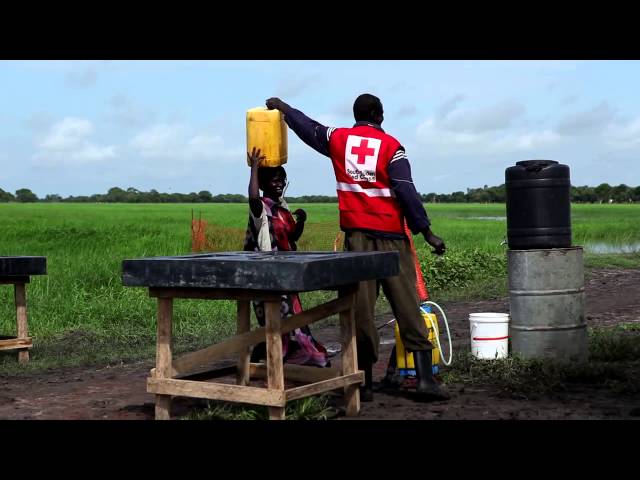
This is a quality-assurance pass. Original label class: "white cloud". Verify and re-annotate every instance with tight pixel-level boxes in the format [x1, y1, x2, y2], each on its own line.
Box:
[413, 98, 564, 156]
[416, 118, 561, 156]
[602, 117, 640, 149]
[40, 118, 93, 150]
[488, 130, 562, 153]
[436, 94, 466, 120]
[441, 100, 526, 133]
[130, 123, 242, 161]
[130, 124, 187, 158]
[555, 102, 618, 136]
[34, 117, 116, 166]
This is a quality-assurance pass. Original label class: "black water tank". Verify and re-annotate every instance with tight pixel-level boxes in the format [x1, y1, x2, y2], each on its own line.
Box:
[505, 160, 571, 249]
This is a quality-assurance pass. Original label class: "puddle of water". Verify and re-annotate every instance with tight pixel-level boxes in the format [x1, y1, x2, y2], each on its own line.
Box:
[585, 243, 640, 254]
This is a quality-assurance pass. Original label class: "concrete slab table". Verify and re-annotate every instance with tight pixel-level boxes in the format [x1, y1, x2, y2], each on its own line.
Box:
[0, 256, 47, 362]
[122, 251, 399, 420]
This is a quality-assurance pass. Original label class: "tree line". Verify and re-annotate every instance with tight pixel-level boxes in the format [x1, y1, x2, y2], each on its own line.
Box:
[1, 184, 640, 204]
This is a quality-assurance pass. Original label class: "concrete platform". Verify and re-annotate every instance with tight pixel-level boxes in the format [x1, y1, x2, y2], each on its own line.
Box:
[122, 251, 399, 292]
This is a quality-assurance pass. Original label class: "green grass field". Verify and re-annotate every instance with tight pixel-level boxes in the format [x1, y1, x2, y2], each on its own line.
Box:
[1, 202, 638, 371]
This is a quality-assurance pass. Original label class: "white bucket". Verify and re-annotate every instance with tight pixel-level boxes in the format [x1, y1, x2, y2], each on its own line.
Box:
[469, 313, 510, 360]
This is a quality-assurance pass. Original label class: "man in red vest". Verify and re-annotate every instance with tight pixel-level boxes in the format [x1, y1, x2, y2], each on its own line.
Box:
[266, 94, 449, 402]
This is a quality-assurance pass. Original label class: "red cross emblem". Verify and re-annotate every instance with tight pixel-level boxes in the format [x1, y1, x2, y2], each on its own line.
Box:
[350, 138, 376, 164]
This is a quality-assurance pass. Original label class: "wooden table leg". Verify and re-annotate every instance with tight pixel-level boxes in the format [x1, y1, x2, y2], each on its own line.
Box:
[236, 300, 251, 386]
[265, 300, 285, 420]
[339, 287, 360, 416]
[14, 283, 29, 363]
[155, 297, 173, 420]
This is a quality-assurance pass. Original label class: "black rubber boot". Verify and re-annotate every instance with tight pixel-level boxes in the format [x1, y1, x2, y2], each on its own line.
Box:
[250, 342, 266, 363]
[377, 346, 404, 391]
[360, 362, 374, 402]
[413, 350, 450, 401]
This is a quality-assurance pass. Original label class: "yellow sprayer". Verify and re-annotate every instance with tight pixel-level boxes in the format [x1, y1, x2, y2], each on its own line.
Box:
[382, 222, 452, 383]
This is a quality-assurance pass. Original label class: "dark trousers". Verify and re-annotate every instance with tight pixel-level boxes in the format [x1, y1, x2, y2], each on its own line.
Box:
[344, 231, 433, 366]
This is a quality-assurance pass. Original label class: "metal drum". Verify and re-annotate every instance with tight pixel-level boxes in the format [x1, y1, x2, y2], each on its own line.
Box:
[508, 247, 587, 361]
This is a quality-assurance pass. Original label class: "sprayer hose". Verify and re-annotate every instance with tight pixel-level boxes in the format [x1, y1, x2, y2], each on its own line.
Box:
[423, 301, 453, 366]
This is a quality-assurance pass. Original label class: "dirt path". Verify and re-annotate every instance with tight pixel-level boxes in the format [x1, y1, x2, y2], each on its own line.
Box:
[1, 268, 639, 420]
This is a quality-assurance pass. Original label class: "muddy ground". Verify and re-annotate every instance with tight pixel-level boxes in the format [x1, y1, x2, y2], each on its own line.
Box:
[1, 268, 639, 420]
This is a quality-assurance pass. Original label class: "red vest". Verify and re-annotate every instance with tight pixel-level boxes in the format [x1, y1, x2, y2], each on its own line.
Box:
[328, 125, 404, 234]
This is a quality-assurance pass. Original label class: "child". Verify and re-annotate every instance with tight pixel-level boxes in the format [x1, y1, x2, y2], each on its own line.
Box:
[243, 147, 329, 368]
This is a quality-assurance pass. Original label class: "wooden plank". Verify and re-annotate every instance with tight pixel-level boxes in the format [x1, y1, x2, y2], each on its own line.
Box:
[265, 300, 285, 420]
[149, 287, 282, 302]
[285, 372, 364, 402]
[0, 337, 32, 351]
[250, 363, 341, 384]
[155, 297, 173, 420]
[167, 295, 351, 378]
[236, 300, 251, 386]
[169, 327, 266, 378]
[177, 365, 236, 381]
[280, 294, 352, 332]
[147, 378, 286, 407]
[339, 288, 360, 416]
[14, 283, 29, 363]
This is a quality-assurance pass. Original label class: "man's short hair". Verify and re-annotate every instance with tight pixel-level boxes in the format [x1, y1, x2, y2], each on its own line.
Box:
[353, 93, 383, 122]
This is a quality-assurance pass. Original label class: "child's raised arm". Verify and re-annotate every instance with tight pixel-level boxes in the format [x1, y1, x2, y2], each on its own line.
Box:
[248, 147, 265, 218]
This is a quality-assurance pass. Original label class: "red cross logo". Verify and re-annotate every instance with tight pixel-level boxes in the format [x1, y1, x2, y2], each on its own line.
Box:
[350, 138, 376, 164]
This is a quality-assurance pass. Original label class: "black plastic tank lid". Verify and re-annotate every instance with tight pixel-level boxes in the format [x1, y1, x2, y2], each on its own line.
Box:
[516, 160, 558, 168]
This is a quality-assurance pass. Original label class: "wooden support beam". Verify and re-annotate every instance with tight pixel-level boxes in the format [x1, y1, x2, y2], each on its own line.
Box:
[0, 337, 32, 351]
[339, 288, 360, 416]
[14, 283, 29, 363]
[250, 363, 341, 384]
[168, 326, 265, 378]
[149, 287, 282, 302]
[155, 297, 173, 420]
[162, 295, 351, 378]
[236, 300, 251, 386]
[147, 378, 286, 407]
[144, 283, 363, 420]
[285, 372, 364, 402]
[265, 300, 285, 420]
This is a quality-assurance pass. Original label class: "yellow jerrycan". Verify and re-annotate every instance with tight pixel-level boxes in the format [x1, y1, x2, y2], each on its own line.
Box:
[395, 304, 441, 375]
[246, 107, 288, 167]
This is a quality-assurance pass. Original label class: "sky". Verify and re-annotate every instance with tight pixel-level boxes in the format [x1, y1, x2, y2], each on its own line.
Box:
[1, 60, 640, 198]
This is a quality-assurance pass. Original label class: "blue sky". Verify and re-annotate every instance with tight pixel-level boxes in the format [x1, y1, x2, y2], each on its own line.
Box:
[1, 60, 640, 198]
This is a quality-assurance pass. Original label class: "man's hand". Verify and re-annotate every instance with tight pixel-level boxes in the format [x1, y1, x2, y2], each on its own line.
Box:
[293, 208, 307, 223]
[423, 229, 446, 255]
[247, 147, 265, 168]
[266, 97, 289, 112]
